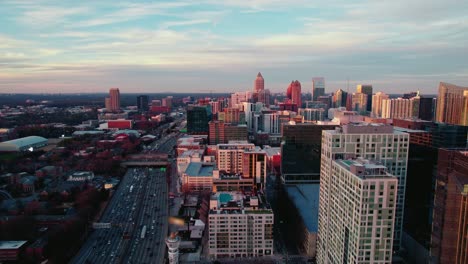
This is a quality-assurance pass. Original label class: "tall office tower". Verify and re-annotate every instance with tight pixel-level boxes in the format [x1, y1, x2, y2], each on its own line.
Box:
[208, 192, 274, 259]
[431, 149, 468, 264]
[209, 121, 247, 145]
[409, 94, 420, 118]
[372, 91, 389, 117]
[216, 142, 255, 173]
[258, 89, 271, 107]
[332, 89, 347, 108]
[223, 108, 241, 124]
[312, 77, 325, 101]
[419, 97, 434, 121]
[436, 82, 468, 125]
[231, 91, 252, 108]
[254, 72, 264, 92]
[350, 92, 368, 114]
[392, 121, 468, 260]
[187, 105, 210, 134]
[287, 80, 302, 108]
[356, 84, 373, 112]
[108, 88, 121, 112]
[242, 149, 267, 188]
[317, 158, 398, 263]
[381, 98, 408, 119]
[281, 123, 338, 184]
[137, 95, 149, 111]
[319, 123, 409, 252]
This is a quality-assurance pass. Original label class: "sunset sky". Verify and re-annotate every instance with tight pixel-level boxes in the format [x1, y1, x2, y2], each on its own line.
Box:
[1, 0, 467, 94]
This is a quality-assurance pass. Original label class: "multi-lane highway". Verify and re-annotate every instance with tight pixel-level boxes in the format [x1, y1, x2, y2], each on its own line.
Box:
[71, 132, 183, 264]
[71, 167, 168, 264]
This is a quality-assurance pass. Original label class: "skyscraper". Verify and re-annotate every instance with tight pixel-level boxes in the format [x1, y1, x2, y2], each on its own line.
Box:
[350, 92, 368, 114]
[356, 84, 373, 112]
[312, 77, 325, 101]
[318, 158, 397, 263]
[257, 89, 271, 107]
[108, 88, 120, 112]
[435, 82, 468, 125]
[137, 95, 149, 111]
[254, 72, 264, 92]
[372, 91, 389, 117]
[287, 80, 302, 108]
[431, 148, 468, 264]
[332, 89, 347, 108]
[319, 123, 409, 253]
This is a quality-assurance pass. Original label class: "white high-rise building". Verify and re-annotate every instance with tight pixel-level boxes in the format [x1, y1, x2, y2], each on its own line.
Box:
[208, 192, 274, 259]
[263, 112, 280, 134]
[318, 158, 397, 263]
[319, 123, 409, 256]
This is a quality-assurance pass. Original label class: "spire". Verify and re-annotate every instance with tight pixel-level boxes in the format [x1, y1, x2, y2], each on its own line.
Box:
[257, 72, 263, 78]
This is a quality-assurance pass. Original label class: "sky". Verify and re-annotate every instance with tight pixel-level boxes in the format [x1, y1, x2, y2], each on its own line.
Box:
[0, 0, 467, 94]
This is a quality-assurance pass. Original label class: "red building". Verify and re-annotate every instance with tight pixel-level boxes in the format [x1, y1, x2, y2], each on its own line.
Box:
[107, 120, 133, 129]
[150, 106, 170, 114]
[287, 80, 302, 108]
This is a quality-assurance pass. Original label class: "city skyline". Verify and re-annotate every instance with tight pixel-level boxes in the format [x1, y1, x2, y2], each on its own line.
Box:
[1, 0, 468, 94]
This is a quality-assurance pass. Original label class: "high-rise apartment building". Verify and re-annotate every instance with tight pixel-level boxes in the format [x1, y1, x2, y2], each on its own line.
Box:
[298, 108, 326, 122]
[242, 149, 267, 188]
[318, 158, 398, 263]
[216, 142, 255, 173]
[372, 92, 389, 117]
[107, 88, 120, 112]
[312, 77, 325, 101]
[431, 149, 468, 264]
[287, 80, 302, 108]
[208, 192, 274, 259]
[357, 84, 373, 112]
[319, 123, 409, 251]
[381, 98, 411, 119]
[436, 82, 468, 125]
[137, 95, 149, 111]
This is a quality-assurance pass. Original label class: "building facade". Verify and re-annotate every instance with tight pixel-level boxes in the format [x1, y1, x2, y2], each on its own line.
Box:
[208, 192, 274, 259]
[320, 123, 409, 251]
[318, 158, 397, 263]
[435, 82, 468, 125]
[312, 77, 325, 101]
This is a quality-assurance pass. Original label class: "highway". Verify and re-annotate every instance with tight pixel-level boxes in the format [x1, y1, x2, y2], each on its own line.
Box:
[71, 132, 181, 264]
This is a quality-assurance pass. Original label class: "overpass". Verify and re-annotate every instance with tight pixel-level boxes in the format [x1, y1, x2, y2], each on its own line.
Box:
[120, 160, 169, 167]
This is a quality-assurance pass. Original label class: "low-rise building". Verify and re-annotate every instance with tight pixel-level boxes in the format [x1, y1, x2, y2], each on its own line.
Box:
[182, 162, 214, 192]
[68, 171, 94, 182]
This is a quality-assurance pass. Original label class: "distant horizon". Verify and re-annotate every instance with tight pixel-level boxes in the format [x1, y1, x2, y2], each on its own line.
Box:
[1, 1, 467, 94]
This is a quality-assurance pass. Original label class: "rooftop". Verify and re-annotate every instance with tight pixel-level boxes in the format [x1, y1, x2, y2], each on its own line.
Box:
[185, 162, 214, 177]
[335, 158, 394, 179]
[0, 241, 28, 250]
[285, 184, 319, 232]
